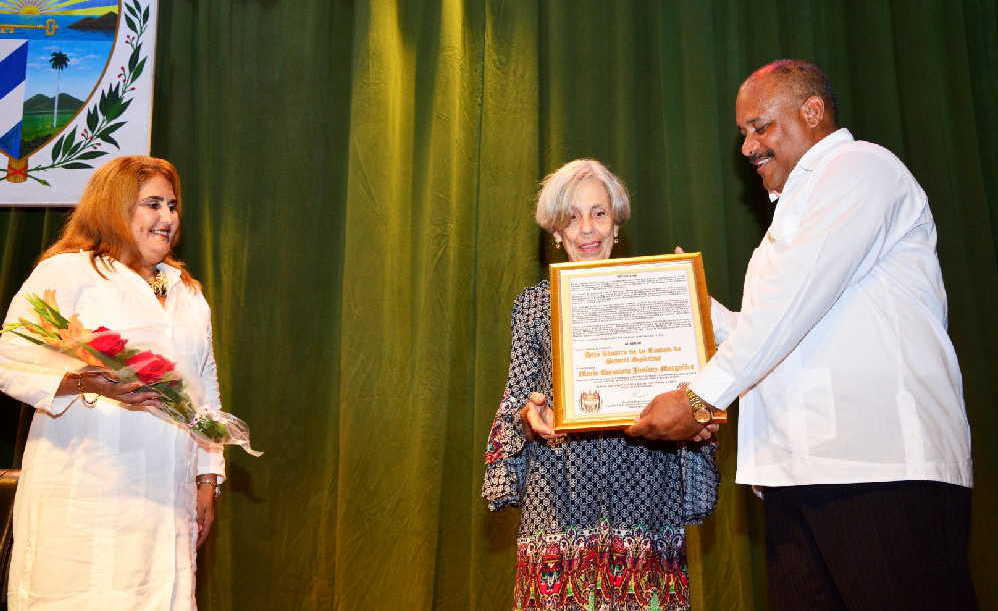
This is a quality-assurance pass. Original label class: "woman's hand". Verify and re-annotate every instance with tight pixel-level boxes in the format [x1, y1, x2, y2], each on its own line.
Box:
[60, 368, 163, 408]
[519, 392, 563, 442]
[195, 478, 216, 549]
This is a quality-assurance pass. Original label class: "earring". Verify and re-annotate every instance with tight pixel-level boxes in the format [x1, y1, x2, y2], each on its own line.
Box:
[554, 240, 562, 250]
[613, 236, 619, 244]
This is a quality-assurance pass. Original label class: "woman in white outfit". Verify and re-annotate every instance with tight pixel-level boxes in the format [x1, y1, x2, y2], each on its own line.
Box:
[0, 156, 225, 610]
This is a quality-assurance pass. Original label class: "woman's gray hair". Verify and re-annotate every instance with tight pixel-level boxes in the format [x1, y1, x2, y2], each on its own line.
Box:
[535, 159, 631, 233]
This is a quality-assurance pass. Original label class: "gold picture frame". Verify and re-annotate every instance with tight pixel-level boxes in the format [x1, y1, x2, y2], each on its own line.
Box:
[550, 253, 717, 433]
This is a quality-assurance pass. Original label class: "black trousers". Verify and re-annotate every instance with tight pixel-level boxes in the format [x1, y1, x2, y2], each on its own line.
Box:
[764, 480, 977, 611]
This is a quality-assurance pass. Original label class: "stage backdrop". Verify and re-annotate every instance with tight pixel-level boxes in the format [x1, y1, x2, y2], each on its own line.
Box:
[0, 1, 995, 610]
[0, 0, 157, 205]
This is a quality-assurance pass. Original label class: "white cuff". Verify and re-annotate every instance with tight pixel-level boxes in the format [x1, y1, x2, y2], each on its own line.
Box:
[196, 445, 226, 485]
[690, 360, 738, 411]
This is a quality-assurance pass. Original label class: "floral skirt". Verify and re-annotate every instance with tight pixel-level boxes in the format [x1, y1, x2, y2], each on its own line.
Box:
[513, 523, 689, 611]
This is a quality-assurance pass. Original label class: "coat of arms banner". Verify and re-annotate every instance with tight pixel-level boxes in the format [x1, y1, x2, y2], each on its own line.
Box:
[0, 0, 157, 206]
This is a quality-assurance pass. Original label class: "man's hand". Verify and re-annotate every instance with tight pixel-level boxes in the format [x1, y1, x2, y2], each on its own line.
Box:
[692, 423, 720, 442]
[625, 389, 704, 441]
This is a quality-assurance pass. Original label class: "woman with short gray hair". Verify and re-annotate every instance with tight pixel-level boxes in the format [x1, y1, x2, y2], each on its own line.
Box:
[482, 158, 719, 611]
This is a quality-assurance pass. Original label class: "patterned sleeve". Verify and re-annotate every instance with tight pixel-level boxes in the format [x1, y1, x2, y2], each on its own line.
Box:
[679, 440, 720, 524]
[481, 287, 543, 511]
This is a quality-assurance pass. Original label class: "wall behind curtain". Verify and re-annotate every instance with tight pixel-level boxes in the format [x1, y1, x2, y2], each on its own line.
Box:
[1, 1, 995, 609]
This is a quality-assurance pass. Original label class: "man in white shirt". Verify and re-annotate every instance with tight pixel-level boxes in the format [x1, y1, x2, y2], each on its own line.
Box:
[627, 59, 976, 610]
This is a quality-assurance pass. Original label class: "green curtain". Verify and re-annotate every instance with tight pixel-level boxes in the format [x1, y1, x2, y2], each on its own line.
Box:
[1, 1, 995, 609]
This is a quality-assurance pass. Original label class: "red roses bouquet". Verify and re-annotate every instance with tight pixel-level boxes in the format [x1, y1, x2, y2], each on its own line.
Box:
[2, 291, 261, 456]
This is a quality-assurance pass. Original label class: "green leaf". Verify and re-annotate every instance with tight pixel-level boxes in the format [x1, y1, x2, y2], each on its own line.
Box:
[142, 5, 149, 23]
[66, 139, 84, 158]
[124, 14, 136, 33]
[80, 345, 126, 371]
[17, 320, 52, 339]
[156, 384, 185, 404]
[62, 126, 78, 156]
[102, 91, 128, 121]
[33, 177, 50, 186]
[60, 162, 94, 169]
[131, 57, 147, 81]
[51, 134, 64, 162]
[17, 316, 56, 339]
[6, 331, 45, 346]
[26, 294, 69, 329]
[104, 103, 123, 121]
[128, 46, 139, 72]
[98, 133, 120, 148]
[76, 150, 107, 160]
[125, 2, 138, 18]
[86, 107, 98, 133]
[192, 418, 229, 442]
[101, 121, 126, 135]
[100, 86, 119, 116]
[98, 88, 109, 116]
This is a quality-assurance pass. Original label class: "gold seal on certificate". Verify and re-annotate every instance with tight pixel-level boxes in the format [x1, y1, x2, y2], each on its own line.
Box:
[550, 253, 718, 432]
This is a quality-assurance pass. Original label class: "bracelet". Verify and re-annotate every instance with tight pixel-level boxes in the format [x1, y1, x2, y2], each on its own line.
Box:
[196, 475, 222, 498]
[77, 374, 98, 406]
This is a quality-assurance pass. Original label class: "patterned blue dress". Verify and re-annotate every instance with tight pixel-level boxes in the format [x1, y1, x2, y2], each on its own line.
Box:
[482, 281, 719, 611]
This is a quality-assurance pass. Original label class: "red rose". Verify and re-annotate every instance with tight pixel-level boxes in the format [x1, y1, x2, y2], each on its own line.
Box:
[125, 350, 175, 383]
[86, 326, 127, 357]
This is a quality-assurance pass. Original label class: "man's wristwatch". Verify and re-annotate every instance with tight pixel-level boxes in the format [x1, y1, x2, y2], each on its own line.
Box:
[686, 387, 725, 424]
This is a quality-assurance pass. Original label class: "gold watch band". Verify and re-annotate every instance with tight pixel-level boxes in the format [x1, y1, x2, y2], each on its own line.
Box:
[686, 387, 727, 424]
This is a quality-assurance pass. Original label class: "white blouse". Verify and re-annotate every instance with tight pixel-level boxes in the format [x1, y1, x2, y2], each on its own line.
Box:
[0, 251, 225, 610]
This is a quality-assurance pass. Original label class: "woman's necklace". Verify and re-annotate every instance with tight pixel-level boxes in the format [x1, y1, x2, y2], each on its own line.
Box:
[147, 270, 168, 298]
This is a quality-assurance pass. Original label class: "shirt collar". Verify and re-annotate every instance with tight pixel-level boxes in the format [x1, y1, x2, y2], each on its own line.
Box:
[768, 127, 854, 201]
[797, 127, 853, 171]
[102, 256, 182, 289]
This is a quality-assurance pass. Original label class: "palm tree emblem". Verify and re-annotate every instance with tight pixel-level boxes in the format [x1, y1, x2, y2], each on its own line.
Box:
[48, 51, 70, 128]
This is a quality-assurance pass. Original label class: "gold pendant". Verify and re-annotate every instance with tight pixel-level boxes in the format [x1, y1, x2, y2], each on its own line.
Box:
[148, 271, 168, 298]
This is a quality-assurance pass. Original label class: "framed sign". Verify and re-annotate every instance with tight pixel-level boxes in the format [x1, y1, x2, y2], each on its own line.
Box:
[550, 253, 717, 433]
[0, 0, 158, 205]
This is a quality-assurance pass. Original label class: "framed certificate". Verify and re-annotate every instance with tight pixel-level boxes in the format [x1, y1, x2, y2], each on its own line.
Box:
[550, 253, 718, 433]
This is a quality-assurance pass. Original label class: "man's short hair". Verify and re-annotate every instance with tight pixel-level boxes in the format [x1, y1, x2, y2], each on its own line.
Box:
[752, 59, 839, 122]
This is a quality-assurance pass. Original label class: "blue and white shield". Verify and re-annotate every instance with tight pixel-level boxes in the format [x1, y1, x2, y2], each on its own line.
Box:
[0, 39, 27, 159]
